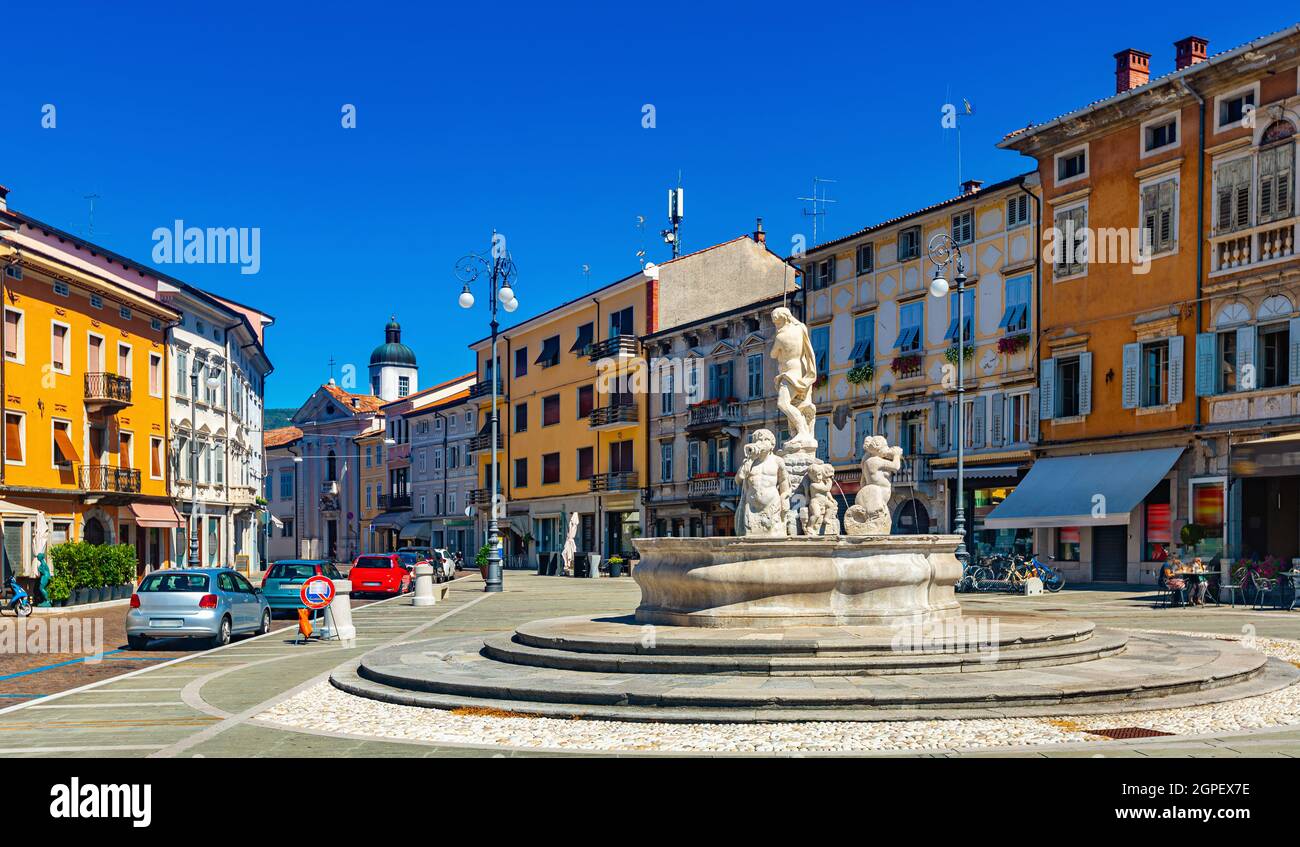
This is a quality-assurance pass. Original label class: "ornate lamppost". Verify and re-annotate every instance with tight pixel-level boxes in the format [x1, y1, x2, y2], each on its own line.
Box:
[456, 234, 518, 593]
[927, 233, 969, 565]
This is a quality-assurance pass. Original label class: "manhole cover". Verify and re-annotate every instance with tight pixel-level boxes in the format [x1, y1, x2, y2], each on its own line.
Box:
[1085, 727, 1173, 740]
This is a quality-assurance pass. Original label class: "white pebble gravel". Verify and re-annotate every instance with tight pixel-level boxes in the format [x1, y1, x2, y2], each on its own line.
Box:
[254, 630, 1300, 754]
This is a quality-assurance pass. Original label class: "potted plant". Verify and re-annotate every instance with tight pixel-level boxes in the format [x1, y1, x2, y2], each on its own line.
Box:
[997, 333, 1030, 355]
[847, 362, 874, 385]
[1179, 523, 1206, 556]
[944, 344, 975, 365]
[890, 354, 923, 376]
[475, 544, 491, 580]
[608, 555, 625, 578]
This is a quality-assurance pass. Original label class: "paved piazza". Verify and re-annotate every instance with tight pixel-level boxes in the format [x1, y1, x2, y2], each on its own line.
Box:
[3, 574, 1300, 757]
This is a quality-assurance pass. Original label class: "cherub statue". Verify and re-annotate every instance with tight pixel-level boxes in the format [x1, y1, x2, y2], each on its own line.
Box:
[802, 460, 840, 537]
[735, 429, 790, 537]
[843, 435, 903, 536]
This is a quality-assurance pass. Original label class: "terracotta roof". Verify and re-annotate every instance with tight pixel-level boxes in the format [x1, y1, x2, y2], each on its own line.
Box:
[322, 383, 384, 414]
[264, 426, 303, 448]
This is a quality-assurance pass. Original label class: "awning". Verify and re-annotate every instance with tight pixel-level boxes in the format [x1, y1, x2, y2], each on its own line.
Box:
[932, 465, 1023, 480]
[0, 499, 40, 516]
[983, 447, 1184, 529]
[128, 503, 182, 528]
[370, 512, 411, 530]
[53, 428, 80, 464]
[1230, 433, 1300, 478]
[399, 520, 432, 542]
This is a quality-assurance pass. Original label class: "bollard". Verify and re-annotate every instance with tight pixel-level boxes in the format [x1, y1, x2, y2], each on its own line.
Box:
[412, 563, 437, 607]
[323, 578, 357, 643]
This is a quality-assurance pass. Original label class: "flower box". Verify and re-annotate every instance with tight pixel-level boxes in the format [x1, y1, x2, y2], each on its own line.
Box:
[997, 333, 1030, 355]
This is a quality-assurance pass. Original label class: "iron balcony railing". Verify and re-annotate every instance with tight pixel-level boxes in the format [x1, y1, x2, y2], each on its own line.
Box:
[468, 380, 506, 400]
[468, 488, 495, 506]
[590, 471, 639, 493]
[78, 464, 142, 493]
[588, 335, 641, 362]
[84, 372, 132, 405]
[377, 493, 412, 511]
[468, 431, 505, 452]
[686, 400, 743, 431]
[588, 403, 638, 429]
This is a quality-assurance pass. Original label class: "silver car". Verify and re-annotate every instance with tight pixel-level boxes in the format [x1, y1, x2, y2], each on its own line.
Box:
[126, 568, 271, 650]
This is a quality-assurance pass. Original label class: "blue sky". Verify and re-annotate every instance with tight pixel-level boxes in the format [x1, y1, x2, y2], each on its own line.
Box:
[1, 2, 1290, 407]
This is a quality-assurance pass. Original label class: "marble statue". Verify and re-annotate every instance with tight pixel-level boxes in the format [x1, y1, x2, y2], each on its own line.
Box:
[843, 435, 903, 536]
[560, 512, 579, 576]
[735, 429, 790, 537]
[802, 461, 840, 537]
[771, 307, 818, 452]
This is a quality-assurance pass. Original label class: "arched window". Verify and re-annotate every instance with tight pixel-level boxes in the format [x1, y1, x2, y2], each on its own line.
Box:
[327, 450, 337, 481]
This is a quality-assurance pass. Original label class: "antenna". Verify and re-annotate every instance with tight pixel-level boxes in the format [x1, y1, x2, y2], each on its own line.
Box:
[328, 355, 336, 383]
[581, 264, 591, 285]
[798, 177, 837, 247]
[84, 193, 101, 237]
[662, 181, 684, 259]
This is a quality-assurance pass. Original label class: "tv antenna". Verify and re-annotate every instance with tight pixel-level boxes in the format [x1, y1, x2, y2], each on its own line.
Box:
[799, 177, 837, 247]
[662, 180, 684, 259]
[84, 193, 101, 237]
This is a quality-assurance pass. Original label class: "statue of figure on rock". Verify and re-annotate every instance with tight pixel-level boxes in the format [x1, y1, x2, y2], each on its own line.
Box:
[843, 435, 903, 536]
[771, 307, 818, 453]
[735, 429, 790, 537]
[801, 460, 840, 537]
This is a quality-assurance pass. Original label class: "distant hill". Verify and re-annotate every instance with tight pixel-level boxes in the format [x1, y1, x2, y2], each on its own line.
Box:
[264, 408, 298, 430]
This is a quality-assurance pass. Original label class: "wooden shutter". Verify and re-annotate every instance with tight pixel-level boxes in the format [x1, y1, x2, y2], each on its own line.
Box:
[1039, 358, 1055, 420]
[1233, 159, 1251, 231]
[1121, 343, 1140, 409]
[1290, 317, 1300, 386]
[4, 415, 21, 463]
[1236, 325, 1256, 389]
[1028, 388, 1040, 443]
[1195, 332, 1217, 396]
[1167, 335, 1184, 405]
[1141, 184, 1158, 253]
[971, 396, 986, 448]
[151, 439, 162, 478]
[1079, 352, 1093, 416]
[1157, 181, 1175, 251]
[989, 392, 1005, 447]
[1260, 146, 1277, 219]
[933, 399, 949, 451]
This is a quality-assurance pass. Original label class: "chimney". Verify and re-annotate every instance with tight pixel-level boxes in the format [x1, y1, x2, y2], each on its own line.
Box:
[1174, 36, 1209, 70]
[0, 184, 9, 211]
[960, 179, 983, 196]
[1114, 48, 1151, 93]
[752, 217, 766, 245]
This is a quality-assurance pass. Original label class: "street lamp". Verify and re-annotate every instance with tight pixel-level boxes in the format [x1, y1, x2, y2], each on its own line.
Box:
[927, 233, 969, 566]
[188, 354, 224, 567]
[455, 233, 519, 593]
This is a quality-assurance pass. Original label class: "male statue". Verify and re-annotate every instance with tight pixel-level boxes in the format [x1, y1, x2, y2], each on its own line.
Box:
[771, 307, 818, 451]
[843, 435, 903, 535]
[735, 429, 790, 537]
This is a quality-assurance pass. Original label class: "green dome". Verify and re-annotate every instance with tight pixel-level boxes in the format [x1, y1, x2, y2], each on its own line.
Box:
[370, 316, 417, 367]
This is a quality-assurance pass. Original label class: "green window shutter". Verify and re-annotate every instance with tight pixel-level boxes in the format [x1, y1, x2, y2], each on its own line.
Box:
[1290, 317, 1300, 386]
[971, 395, 986, 449]
[1039, 357, 1056, 420]
[1167, 335, 1184, 405]
[933, 399, 949, 451]
[1079, 351, 1093, 416]
[989, 392, 1005, 447]
[1236, 325, 1256, 389]
[1195, 332, 1217, 396]
[1121, 343, 1140, 409]
[1028, 388, 1040, 443]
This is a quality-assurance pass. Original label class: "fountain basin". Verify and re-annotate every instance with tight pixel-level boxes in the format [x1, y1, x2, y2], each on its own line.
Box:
[632, 534, 962, 627]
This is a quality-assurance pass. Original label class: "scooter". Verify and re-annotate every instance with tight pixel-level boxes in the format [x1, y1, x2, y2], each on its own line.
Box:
[4, 574, 33, 617]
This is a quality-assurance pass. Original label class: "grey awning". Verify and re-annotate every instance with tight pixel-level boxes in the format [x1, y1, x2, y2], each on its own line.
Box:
[370, 512, 411, 530]
[983, 447, 1184, 529]
[932, 465, 1022, 480]
[399, 520, 432, 542]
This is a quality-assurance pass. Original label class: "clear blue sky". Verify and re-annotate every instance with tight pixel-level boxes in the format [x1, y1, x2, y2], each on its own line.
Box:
[1, 2, 1290, 407]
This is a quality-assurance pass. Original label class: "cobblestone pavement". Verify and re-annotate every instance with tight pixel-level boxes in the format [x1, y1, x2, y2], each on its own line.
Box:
[1, 573, 1297, 758]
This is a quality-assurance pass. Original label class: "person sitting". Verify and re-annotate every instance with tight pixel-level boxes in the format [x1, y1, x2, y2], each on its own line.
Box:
[1161, 560, 1187, 607]
[1188, 557, 1209, 606]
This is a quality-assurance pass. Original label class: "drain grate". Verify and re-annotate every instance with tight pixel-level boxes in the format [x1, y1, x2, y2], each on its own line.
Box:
[1085, 727, 1173, 740]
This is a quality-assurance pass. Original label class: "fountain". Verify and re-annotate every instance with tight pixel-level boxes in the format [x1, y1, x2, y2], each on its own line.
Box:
[332, 308, 1297, 723]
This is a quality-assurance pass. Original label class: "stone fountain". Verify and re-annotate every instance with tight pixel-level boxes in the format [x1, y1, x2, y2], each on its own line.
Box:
[332, 308, 1297, 723]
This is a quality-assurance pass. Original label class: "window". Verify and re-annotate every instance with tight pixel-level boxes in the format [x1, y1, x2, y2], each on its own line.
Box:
[53, 281, 70, 297]
[659, 442, 673, 481]
[660, 369, 675, 414]
[1006, 195, 1030, 229]
[855, 243, 874, 274]
[514, 347, 528, 378]
[514, 402, 528, 433]
[577, 446, 593, 480]
[1008, 392, 1031, 444]
[514, 457, 528, 488]
[808, 258, 835, 291]
[1140, 179, 1176, 255]
[854, 411, 874, 459]
[1142, 482, 1172, 561]
[951, 210, 973, 244]
[810, 326, 830, 378]
[708, 361, 733, 400]
[88, 293, 103, 309]
[448, 446, 459, 469]
[1216, 330, 1238, 393]
[116, 343, 132, 382]
[1143, 114, 1178, 154]
[1053, 204, 1088, 276]
[120, 306, 132, 321]
[175, 349, 188, 397]
[2, 265, 19, 281]
[1260, 323, 1291, 389]
[365, 487, 372, 509]
[151, 318, 162, 332]
[1216, 87, 1255, 131]
[746, 354, 763, 398]
[850, 314, 874, 365]
[713, 436, 730, 473]
[150, 436, 164, 479]
[542, 452, 560, 484]
[4, 309, 23, 363]
[815, 418, 829, 461]
[1259, 141, 1295, 224]
[52, 419, 75, 467]
[543, 394, 561, 426]
[687, 441, 701, 477]
[5, 411, 25, 465]
[281, 518, 294, 538]
[1000, 275, 1031, 334]
[397, 376, 410, 397]
[609, 306, 635, 337]
[365, 445, 372, 468]
[280, 471, 293, 499]
[570, 322, 594, 354]
[149, 353, 163, 397]
[1056, 146, 1087, 183]
[1057, 527, 1080, 561]
[894, 301, 923, 353]
[1140, 340, 1169, 407]
[50, 322, 69, 373]
[1057, 356, 1081, 417]
[535, 335, 560, 368]
[897, 227, 921, 261]
[1214, 157, 1252, 233]
[944, 289, 974, 342]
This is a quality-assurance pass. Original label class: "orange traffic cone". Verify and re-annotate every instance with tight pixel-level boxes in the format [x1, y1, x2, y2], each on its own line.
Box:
[297, 608, 313, 641]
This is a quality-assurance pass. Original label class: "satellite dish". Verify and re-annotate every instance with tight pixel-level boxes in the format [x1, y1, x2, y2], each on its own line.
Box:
[643, 261, 659, 280]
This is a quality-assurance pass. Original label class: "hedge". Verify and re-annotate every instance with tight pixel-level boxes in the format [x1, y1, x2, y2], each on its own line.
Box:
[45, 542, 138, 601]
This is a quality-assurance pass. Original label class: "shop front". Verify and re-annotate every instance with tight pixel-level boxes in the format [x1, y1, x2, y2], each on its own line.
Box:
[933, 460, 1030, 558]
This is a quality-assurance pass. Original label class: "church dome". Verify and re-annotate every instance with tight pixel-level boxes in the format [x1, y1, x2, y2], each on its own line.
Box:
[369, 316, 417, 367]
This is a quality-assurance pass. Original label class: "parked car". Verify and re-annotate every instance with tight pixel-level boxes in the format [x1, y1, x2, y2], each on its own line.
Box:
[261, 560, 342, 613]
[398, 546, 454, 582]
[126, 568, 271, 650]
[350, 554, 413, 597]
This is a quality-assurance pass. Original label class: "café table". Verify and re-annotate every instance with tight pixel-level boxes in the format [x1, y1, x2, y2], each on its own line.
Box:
[1276, 571, 1300, 611]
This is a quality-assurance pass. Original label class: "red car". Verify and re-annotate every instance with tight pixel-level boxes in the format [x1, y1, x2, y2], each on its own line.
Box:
[349, 554, 413, 597]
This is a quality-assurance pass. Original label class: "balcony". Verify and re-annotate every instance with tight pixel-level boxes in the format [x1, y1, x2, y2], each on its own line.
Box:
[84, 373, 132, 412]
[468, 379, 506, 402]
[377, 493, 412, 511]
[467, 431, 504, 452]
[468, 488, 495, 507]
[588, 403, 638, 431]
[894, 453, 935, 485]
[1207, 384, 1300, 425]
[78, 464, 141, 494]
[686, 400, 743, 433]
[588, 335, 641, 362]
[1210, 217, 1297, 276]
[687, 474, 739, 508]
[590, 471, 639, 493]
[321, 480, 339, 496]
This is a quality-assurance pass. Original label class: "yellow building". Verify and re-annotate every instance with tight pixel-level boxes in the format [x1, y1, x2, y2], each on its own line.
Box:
[0, 206, 181, 578]
[469, 231, 793, 568]
[354, 424, 386, 553]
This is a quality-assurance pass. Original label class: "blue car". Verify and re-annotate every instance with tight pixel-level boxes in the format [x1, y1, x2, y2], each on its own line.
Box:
[126, 568, 271, 649]
[260, 560, 342, 612]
